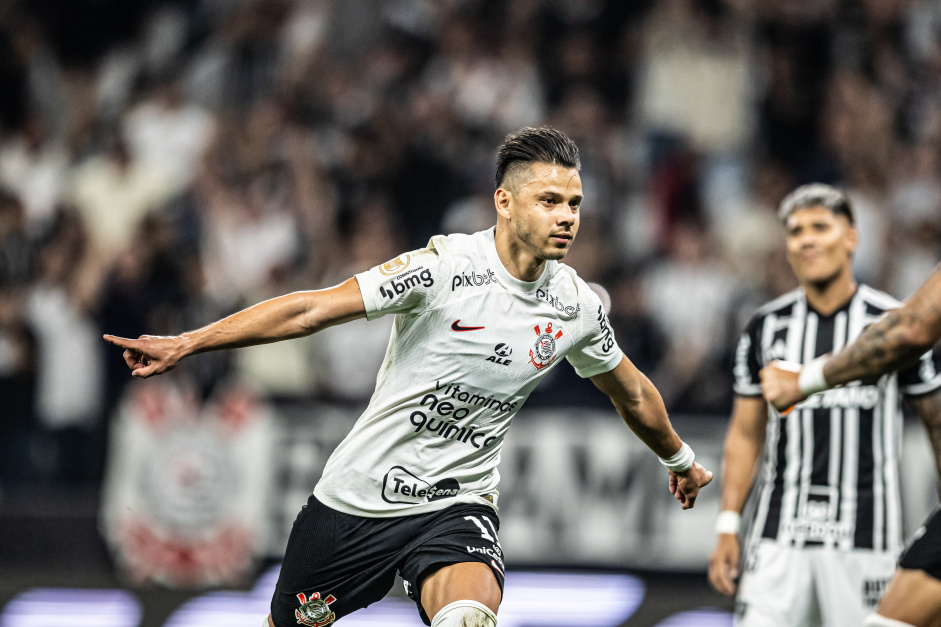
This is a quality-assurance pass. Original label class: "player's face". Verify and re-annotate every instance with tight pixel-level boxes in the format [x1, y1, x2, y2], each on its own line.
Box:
[785, 206, 857, 285]
[505, 162, 582, 261]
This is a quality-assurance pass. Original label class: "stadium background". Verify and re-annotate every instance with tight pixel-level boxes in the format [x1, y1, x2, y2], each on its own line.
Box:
[0, 0, 940, 625]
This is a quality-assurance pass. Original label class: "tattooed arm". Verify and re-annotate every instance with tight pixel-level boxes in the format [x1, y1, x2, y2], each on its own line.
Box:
[823, 266, 941, 385]
[909, 390, 941, 489]
[761, 265, 941, 411]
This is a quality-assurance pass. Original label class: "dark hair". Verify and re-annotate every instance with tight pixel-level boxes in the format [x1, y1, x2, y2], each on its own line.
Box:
[778, 183, 855, 225]
[495, 126, 580, 189]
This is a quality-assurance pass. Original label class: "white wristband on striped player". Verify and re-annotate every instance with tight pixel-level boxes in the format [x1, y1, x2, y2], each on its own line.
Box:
[715, 510, 741, 535]
[798, 355, 831, 395]
[659, 442, 695, 473]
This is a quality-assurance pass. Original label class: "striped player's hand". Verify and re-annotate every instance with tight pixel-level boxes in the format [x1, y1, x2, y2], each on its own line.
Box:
[759, 360, 806, 414]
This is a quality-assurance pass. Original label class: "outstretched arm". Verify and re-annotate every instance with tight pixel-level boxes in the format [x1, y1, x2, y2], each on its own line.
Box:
[104, 277, 366, 378]
[591, 356, 713, 510]
[762, 265, 941, 411]
[824, 266, 941, 384]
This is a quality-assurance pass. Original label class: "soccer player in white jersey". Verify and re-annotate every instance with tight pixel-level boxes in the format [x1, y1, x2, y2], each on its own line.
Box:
[762, 262, 941, 626]
[104, 127, 713, 627]
[707, 184, 941, 627]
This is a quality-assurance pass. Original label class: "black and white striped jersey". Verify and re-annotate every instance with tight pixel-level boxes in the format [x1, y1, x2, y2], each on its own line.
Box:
[734, 285, 941, 552]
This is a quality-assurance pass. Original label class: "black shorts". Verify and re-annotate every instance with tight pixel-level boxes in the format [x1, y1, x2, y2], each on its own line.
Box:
[270, 495, 505, 627]
[899, 504, 941, 581]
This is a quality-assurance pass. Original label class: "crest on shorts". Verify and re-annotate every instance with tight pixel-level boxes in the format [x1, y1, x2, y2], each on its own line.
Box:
[295, 591, 337, 626]
[379, 254, 410, 276]
[529, 322, 564, 371]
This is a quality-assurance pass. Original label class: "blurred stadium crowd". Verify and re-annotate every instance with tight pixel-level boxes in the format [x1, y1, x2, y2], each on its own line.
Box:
[0, 0, 940, 491]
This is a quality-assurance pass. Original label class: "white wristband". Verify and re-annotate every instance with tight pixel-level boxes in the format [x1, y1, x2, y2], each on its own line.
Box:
[715, 510, 741, 535]
[659, 442, 695, 473]
[798, 355, 831, 395]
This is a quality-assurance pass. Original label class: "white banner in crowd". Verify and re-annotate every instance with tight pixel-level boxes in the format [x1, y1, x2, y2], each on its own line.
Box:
[100, 381, 274, 587]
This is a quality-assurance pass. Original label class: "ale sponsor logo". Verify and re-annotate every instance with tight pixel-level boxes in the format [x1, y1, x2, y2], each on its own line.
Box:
[486, 343, 512, 366]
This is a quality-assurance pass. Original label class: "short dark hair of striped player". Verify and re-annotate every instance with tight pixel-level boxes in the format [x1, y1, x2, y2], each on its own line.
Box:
[777, 183, 855, 225]
[495, 126, 580, 190]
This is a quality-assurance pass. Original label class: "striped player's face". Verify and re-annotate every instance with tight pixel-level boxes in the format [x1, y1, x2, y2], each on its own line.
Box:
[505, 162, 582, 261]
[785, 206, 858, 285]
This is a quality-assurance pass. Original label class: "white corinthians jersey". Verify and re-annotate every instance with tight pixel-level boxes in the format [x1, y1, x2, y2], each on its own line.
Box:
[735, 286, 941, 552]
[314, 228, 623, 517]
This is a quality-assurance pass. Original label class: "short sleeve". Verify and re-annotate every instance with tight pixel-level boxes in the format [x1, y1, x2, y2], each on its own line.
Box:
[355, 246, 449, 320]
[733, 315, 763, 397]
[898, 348, 941, 397]
[566, 290, 623, 378]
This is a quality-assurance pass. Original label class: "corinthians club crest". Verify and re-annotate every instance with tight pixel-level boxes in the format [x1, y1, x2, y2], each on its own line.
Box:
[529, 322, 564, 371]
[295, 591, 337, 626]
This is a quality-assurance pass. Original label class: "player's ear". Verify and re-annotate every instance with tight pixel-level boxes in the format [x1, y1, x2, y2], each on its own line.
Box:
[845, 223, 859, 255]
[494, 187, 512, 220]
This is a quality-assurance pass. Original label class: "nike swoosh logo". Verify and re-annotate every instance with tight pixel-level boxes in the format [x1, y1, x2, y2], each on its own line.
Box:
[451, 320, 485, 332]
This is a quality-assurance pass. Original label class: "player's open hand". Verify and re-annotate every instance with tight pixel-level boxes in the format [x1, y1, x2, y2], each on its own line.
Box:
[708, 533, 740, 596]
[759, 360, 806, 413]
[668, 462, 713, 510]
[103, 334, 184, 378]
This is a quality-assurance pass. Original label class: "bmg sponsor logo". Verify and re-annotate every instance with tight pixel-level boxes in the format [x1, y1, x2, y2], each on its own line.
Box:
[382, 466, 460, 504]
[379, 268, 434, 300]
[452, 269, 497, 290]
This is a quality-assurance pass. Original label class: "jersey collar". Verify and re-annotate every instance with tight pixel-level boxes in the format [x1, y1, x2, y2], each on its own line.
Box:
[484, 227, 553, 293]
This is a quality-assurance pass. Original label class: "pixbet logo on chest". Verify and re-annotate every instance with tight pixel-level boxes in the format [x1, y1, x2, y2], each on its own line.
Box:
[452, 269, 496, 290]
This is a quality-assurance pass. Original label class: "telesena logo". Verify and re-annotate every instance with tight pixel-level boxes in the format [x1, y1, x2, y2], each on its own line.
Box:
[379, 268, 434, 300]
[382, 466, 460, 504]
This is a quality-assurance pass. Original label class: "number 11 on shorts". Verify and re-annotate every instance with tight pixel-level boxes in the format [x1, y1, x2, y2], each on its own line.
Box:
[464, 515, 499, 543]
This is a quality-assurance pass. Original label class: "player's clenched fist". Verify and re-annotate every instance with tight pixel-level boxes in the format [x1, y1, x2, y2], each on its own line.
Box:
[103, 334, 185, 378]
[668, 462, 713, 510]
[759, 360, 806, 413]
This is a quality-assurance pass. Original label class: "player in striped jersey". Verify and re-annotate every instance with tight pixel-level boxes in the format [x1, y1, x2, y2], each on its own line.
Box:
[762, 261, 941, 626]
[708, 184, 941, 627]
